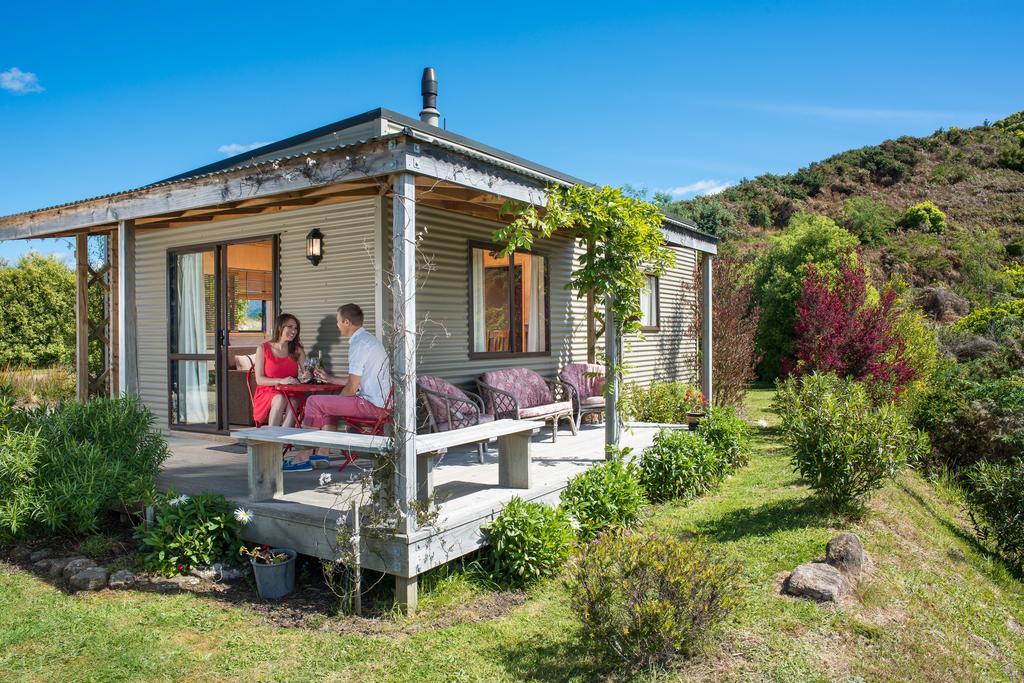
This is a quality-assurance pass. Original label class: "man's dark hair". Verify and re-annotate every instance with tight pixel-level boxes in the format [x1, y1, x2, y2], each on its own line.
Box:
[337, 303, 364, 327]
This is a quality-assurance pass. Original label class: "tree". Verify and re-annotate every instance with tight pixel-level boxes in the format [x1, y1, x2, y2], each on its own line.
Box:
[751, 213, 859, 378]
[666, 196, 737, 238]
[0, 254, 76, 368]
[790, 263, 917, 400]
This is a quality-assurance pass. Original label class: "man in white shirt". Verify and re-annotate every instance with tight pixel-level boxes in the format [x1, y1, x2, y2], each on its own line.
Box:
[289, 304, 392, 469]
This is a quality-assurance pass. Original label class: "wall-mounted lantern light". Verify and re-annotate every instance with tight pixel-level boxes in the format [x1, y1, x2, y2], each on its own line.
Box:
[306, 228, 324, 266]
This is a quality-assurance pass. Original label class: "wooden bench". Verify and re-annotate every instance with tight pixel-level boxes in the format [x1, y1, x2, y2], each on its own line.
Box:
[232, 419, 542, 504]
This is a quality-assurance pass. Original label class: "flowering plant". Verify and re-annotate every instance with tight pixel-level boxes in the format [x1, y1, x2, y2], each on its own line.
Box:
[683, 388, 708, 413]
[240, 544, 290, 565]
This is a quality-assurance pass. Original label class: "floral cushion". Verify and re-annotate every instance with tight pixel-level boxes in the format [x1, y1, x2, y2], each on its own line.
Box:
[559, 363, 605, 400]
[519, 401, 573, 419]
[581, 396, 606, 407]
[479, 368, 553, 409]
[417, 375, 479, 429]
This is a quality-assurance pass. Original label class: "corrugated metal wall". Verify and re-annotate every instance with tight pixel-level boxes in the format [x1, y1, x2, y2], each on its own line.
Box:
[382, 205, 590, 388]
[135, 199, 379, 427]
[622, 245, 699, 384]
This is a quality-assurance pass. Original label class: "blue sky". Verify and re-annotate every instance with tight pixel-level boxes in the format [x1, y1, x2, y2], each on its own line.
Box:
[1, 0, 1020, 263]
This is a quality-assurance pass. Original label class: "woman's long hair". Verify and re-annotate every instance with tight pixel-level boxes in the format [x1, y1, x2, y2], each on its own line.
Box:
[270, 313, 303, 360]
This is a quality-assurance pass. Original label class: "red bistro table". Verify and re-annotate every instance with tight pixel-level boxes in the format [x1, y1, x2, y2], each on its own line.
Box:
[277, 382, 345, 427]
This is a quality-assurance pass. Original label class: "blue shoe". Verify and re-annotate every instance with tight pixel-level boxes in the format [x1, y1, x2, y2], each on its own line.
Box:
[309, 453, 331, 469]
[283, 458, 313, 472]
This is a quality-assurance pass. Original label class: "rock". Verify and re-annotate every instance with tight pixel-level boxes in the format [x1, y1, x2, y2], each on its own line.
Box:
[33, 559, 53, 572]
[108, 570, 136, 589]
[945, 333, 1000, 362]
[29, 548, 54, 562]
[916, 286, 969, 324]
[11, 546, 32, 561]
[190, 563, 250, 582]
[826, 532, 866, 579]
[47, 557, 85, 579]
[1008, 616, 1023, 636]
[69, 567, 108, 591]
[785, 562, 850, 602]
[62, 558, 98, 581]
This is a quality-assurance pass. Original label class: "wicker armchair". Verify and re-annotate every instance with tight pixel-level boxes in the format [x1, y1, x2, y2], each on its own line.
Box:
[476, 367, 578, 442]
[416, 375, 493, 463]
[559, 362, 606, 429]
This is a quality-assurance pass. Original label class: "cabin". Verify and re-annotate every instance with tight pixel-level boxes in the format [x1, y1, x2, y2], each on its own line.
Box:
[0, 69, 717, 609]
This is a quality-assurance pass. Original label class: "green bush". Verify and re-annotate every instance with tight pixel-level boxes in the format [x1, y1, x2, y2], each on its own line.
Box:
[953, 300, 1024, 338]
[667, 196, 737, 238]
[696, 408, 751, 471]
[620, 381, 705, 424]
[483, 497, 575, 589]
[569, 530, 741, 669]
[560, 448, 646, 541]
[775, 373, 929, 513]
[639, 429, 724, 503]
[0, 396, 170, 541]
[136, 491, 244, 575]
[0, 255, 75, 368]
[843, 196, 897, 246]
[751, 212, 859, 377]
[897, 200, 947, 234]
[965, 460, 1024, 569]
[998, 147, 1024, 172]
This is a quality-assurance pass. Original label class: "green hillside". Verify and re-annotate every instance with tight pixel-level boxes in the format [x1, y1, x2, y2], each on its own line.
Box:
[671, 111, 1024, 307]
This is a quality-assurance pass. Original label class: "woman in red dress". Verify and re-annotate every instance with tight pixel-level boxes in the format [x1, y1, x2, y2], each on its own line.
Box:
[252, 313, 308, 428]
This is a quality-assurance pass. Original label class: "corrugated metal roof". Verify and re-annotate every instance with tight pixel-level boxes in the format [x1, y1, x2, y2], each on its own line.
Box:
[0, 106, 716, 247]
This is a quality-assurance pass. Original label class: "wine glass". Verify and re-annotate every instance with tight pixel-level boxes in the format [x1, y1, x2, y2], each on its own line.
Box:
[301, 354, 320, 384]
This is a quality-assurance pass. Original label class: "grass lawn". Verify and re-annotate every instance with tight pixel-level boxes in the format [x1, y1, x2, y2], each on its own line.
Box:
[2, 387, 1023, 681]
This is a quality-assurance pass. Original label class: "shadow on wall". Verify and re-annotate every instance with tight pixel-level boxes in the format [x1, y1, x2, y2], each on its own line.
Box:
[312, 313, 342, 372]
[654, 275, 698, 384]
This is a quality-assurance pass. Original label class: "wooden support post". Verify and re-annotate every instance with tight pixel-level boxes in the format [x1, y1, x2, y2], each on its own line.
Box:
[416, 450, 440, 505]
[247, 442, 284, 501]
[394, 574, 418, 612]
[109, 231, 119, 395]
[700, 253, 713, 407]
[75, 235, 89, 401]
[117, 220, 138, 395]
[392, 173, 418, 538]
[497, 432, 532, 488]
[604, 296, 620, 448]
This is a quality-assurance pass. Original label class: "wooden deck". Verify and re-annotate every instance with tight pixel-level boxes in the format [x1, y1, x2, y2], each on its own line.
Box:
[159, 423, 667, 583]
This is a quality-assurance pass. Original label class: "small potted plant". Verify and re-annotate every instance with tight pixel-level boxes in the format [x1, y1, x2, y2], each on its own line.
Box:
[241, 544, 297, 600]
[684, 388, 708, 431]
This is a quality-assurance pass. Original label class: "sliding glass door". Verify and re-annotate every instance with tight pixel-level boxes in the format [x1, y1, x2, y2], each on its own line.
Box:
[168, 237, 278, 433]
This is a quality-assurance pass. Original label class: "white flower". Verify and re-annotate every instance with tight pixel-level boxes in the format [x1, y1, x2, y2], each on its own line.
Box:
[167, 494, 189, 507]
[755, 419, 769, 429]
[319, 473, 332, 486]
[306, 157, 317, 167]
[271, 160, 280, 170]
[234, 508, 253, 525]
[336, 516, 345, 529]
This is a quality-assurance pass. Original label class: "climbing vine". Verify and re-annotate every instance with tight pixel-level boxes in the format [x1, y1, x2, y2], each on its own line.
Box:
[496, 184, 673, 337]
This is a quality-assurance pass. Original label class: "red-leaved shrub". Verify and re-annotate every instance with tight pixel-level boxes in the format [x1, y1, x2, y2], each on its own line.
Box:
[788, 263, 915, 399]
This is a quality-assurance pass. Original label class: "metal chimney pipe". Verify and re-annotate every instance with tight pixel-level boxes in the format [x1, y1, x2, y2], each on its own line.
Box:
[420, 67, 440, 126]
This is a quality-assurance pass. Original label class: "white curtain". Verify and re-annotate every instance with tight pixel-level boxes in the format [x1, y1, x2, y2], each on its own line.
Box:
[472, 249, 486, 353]
[177, 253, 209, 424]
[527, 255, 546, 352]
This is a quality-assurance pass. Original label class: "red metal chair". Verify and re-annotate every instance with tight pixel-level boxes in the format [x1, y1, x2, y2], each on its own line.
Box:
[336, 386, 395, 472]
[245, 366, 265, 428]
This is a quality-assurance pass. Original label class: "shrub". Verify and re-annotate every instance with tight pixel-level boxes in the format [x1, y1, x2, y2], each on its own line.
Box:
[639, 429, 724, 503]
[569, 530, 741, 669]
[136, 491, 244, 575]
[667, 196, 737, 238]
[790, 263, 918, 401]
[483, 497, 574, 589]
[953, 300, 1024, 338]
[0, 396, 169, 541]
[965, 460, 1024, 569]
[691, 256, 762, 409]
[897, 201, 947, 234]
[998, 147, 1024, 172]
[620, 381, 705, 424]
[751, 212, 859, 378]
[775, 373, 929, 513]
[843, 196, 897, 246]
[696, 408, 751, 471]
[0, 254, 76, 368]
[560, 449, 646, 541]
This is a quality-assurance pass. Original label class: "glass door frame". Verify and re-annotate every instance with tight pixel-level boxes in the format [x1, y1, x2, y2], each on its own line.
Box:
[166, 235, 280, 434]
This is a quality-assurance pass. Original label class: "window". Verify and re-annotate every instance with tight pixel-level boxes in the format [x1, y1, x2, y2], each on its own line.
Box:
[640, 275, 659, 331]
[470, 246, 548, 355]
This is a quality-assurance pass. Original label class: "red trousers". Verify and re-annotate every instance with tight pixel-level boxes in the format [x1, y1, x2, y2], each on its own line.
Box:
[302, 394, 388, 429]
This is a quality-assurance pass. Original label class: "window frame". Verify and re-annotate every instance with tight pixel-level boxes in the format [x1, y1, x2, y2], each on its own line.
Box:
[466, 240, 552, 360]
[639, 274, 661, 333]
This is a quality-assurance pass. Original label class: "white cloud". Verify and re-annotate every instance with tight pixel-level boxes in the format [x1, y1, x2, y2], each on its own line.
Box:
[0, 67, 44, 94]
[217, 142, 270, 155]
[665, 179, 734, 197]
